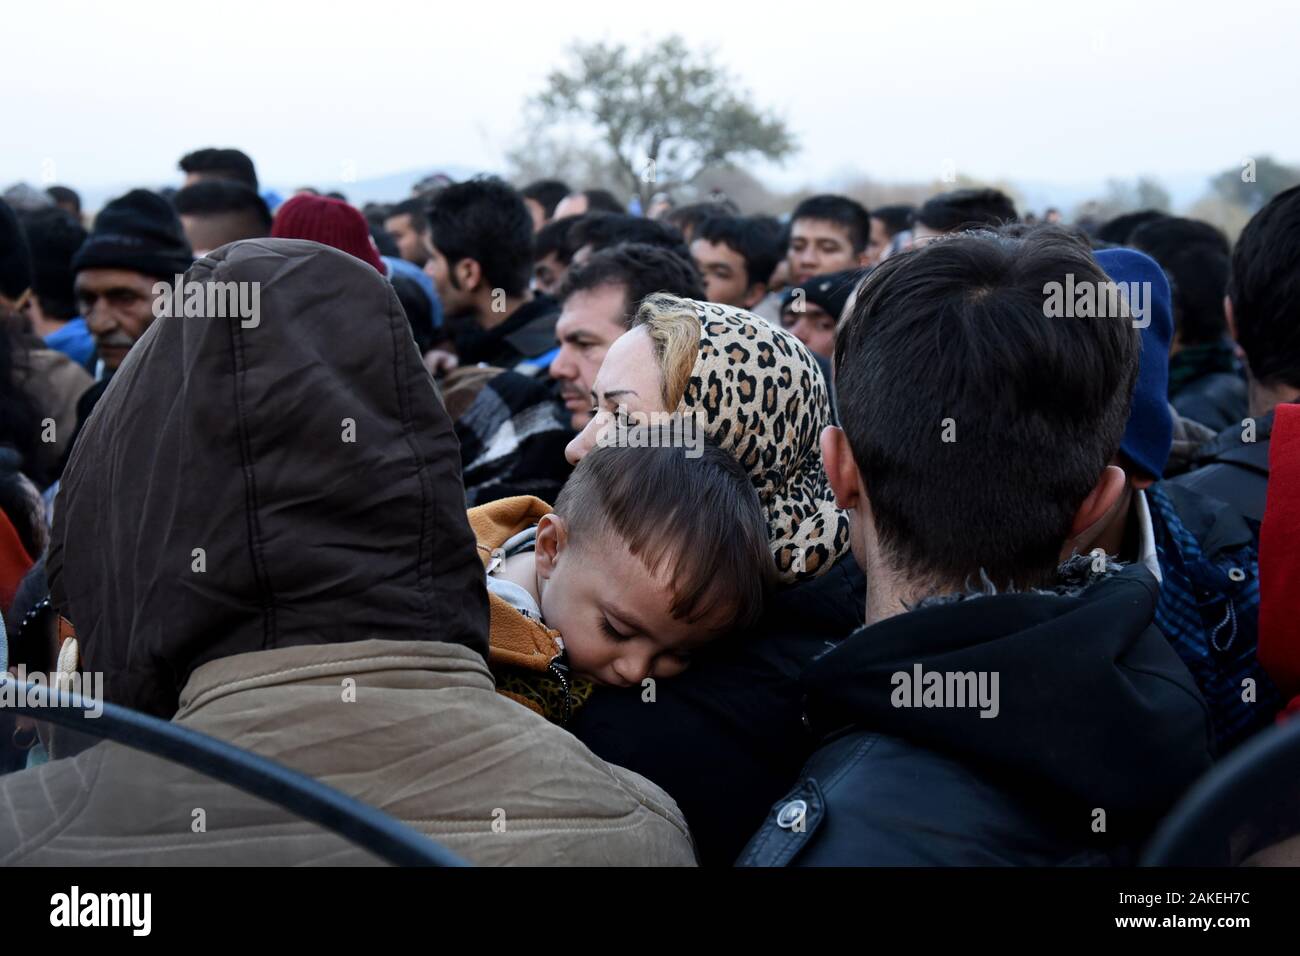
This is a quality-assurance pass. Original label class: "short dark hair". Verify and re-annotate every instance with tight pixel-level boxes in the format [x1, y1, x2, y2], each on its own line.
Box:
[534, 214, 584, 265]
[557, 243, 705, 325]
[916, 189, 1018, 234]
[173, 180, 273, 232]
[693, 215, 784, 288]
[521, 179, 571, 219]
[178, 147, 259, 191]
[570, 213, 690, 261]
[668, 201, 741, 236]
[553, 438, 773, 629]
[1096, 209, 1166, 246]
[834, 228, 1139, 590]
[45, 185, 81, 215]
[790, 194, 872, 253]
[872, 204, 915, 237]
[18, 207, 86, 320]
[427, 176, 534, 297]
[1229, 184, 1300, 390]
[579, 189, 624, 215]
[387, 197, 430, 234]
[1129, 216, 1229, 259]
[1129, 218, 1232, 346]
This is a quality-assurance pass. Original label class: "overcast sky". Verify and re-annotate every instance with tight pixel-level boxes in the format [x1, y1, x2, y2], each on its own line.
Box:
[8, 0, 1298, 207]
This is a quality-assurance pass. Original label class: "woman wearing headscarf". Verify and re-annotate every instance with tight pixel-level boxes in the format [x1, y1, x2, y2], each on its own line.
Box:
[565, 294, 866, 866]
[565, 294, 851, 581]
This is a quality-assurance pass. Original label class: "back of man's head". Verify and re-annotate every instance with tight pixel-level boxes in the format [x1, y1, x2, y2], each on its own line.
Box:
[1096, 209, 1167, 246]
[558, 243, 705, 326]
[1129, 217, 1232, 347]
[571, 213, 690, 261]
[535, 214, 584, 265]
[18, 207, 86, 320]
[694, 215, 784, 289]
[174, 180, 273, 253]
[1229, 185, 1300, 391]
[872, 204, 916, 237]
[178, 147, 259, 192]
[522, 179, 571, 220]
[580, 189, 624, 215]
[791, 194, 872, 253]
[667, 201, 741, 240]
[427, 176, 533, 297]
[834, 229, 1139, 590]
[45, 185, 81, 217]
[916, 189, 1018, 235]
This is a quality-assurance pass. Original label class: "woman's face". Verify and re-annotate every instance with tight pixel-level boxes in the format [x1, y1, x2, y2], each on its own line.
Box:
[564, 326, 669, 465]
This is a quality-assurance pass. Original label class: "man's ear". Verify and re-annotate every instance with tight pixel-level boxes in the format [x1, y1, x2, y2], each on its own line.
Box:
[534, 513, 568, 580]
[820, 425, 862, 512]
[1063, 464, 1128, 557]
[1224, 295, 1237, 343]
[457, 257, 482, 294]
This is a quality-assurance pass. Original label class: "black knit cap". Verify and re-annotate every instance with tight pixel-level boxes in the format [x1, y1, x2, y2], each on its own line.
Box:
[71, 189, 193, 280]
[0, 198, 34, 302]
[781, 267, 869, 319]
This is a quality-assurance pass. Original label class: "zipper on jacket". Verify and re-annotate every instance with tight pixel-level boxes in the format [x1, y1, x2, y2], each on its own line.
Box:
[547, 654, 575, 725]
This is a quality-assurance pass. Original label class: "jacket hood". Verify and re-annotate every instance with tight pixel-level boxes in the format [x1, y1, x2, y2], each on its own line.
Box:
[48, 238, 489, 718]
[803, 563, 1213, 831]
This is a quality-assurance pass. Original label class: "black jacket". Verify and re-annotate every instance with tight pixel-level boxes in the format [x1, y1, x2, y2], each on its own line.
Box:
[1172, 410, 1272, 522]
[738, 564, 1214, 866]
[1172, 371, 1247, 435]
[569, 555, 865, 866]
[452, 295, 559, 371]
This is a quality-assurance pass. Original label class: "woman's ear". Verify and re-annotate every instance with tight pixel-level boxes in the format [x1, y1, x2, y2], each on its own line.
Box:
[534, 514, 568, 581]
[820, 425, 862, 512]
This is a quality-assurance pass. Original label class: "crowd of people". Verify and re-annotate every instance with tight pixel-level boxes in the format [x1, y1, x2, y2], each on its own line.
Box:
[1, 145, 1299, 866]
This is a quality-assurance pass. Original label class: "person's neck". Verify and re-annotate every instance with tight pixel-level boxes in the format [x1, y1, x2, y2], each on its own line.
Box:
[862, 554, 937, 628]
[1248, 376, 1300, 420]
[497, 550, 541, 606]
[476, 290, 533, 332]
[1092, 484, 1138, 563]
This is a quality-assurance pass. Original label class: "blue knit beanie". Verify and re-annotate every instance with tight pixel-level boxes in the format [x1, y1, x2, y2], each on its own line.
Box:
[1096, 248, 1173, 480]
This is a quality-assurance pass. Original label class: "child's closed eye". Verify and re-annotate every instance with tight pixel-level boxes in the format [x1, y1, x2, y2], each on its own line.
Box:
[600, 617, 631, 642]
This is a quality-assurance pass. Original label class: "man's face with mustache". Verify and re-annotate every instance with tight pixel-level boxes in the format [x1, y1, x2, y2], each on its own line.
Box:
[549, 283, 631, 430]
[76, 268, 161, 370]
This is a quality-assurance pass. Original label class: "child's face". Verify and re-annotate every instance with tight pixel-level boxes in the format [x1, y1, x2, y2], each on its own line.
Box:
[534, 516, 728, 688]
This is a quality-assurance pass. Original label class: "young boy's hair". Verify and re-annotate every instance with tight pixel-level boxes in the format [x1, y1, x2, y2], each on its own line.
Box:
[553, 438, 773, 630]
[834, 227, 1140, 590]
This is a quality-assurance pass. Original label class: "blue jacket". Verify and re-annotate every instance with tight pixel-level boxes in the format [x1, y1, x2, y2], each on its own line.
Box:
[1148, 481, 1282, 753]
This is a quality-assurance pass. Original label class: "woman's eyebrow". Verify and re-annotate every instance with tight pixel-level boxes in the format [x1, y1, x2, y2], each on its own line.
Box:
[591, 388, 640, 401]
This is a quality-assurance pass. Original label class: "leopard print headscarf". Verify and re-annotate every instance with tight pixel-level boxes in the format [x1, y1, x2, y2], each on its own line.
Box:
[674, 300, 850, 582]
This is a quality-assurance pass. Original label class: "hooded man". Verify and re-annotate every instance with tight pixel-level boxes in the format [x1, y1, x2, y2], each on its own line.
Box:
[0, 239, 694, 866]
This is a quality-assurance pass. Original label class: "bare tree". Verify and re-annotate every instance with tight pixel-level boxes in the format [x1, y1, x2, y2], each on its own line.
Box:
[532, 36, 796, 208]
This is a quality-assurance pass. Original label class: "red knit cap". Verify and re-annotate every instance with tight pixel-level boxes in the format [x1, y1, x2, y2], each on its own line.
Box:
[271, 194, 385, 274]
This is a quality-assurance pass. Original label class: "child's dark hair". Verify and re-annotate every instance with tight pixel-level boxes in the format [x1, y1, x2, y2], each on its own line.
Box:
[554, 437, 773, 631]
